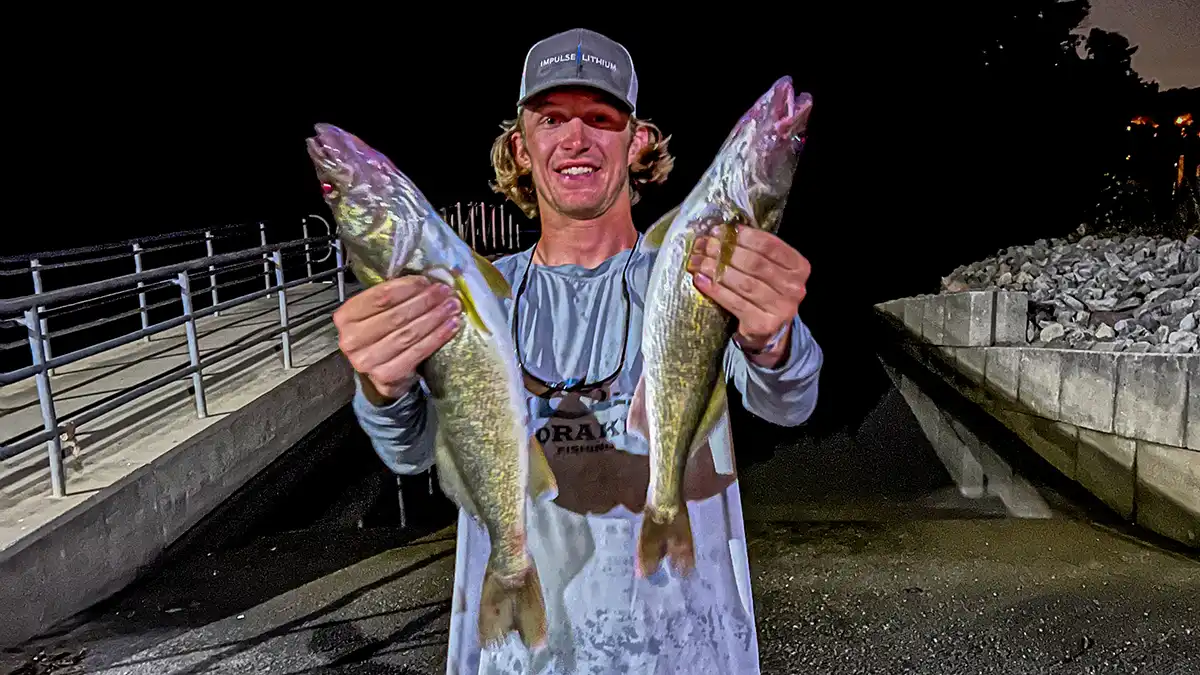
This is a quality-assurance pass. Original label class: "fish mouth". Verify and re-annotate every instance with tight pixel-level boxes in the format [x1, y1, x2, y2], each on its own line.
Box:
[307, 123, 362, 196]
[767, 76, 813, 141]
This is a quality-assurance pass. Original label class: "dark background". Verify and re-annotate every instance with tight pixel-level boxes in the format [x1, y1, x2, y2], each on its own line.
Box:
[5, 2, 1197, 439]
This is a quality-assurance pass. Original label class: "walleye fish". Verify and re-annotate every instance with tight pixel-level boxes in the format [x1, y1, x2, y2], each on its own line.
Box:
[629, 76, 813, 578]
[306, 123, 557, 650]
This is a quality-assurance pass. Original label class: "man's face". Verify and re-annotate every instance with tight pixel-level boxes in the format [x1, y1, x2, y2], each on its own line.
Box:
[513, 87, 648, 221]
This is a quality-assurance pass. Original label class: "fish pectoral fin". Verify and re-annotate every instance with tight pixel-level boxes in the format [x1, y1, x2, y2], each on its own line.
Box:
[434, 429, 481, 520]
[688, 381, 729, 457]
[627, 373, 649, 441]
[716, 222, 739, 281]
[471, 249, 513, 299]
[527, 436, 558, 502]
[350, 257, 386, 286]
[448, 270, 492, 337]
[642, 203, 682, 251]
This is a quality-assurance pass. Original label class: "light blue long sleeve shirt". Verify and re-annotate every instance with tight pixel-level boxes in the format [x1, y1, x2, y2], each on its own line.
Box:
[351, 240, 823, 675]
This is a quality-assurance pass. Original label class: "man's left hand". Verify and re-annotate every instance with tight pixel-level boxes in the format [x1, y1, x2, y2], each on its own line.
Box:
[687, 225, 811, 367]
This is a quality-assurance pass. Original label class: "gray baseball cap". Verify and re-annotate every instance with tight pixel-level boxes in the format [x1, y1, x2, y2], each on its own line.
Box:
[517, 28, 639, 114]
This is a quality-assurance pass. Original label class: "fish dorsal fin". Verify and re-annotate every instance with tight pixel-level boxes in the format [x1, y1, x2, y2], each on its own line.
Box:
[527, 436, 558, 502]
[689, 380, 729, 456]
[642, 204, 682, 251]
[471, 249, 513, 299]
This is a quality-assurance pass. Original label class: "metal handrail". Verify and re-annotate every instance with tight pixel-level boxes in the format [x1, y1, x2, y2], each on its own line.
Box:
[2, 201, 528, 500]
[1, 216, 350, 498]
[0, 236, 333, 315]
[0, 221, 253, 266]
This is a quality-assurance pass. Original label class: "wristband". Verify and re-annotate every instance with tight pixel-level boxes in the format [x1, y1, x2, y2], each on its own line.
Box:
[735, 322, 790, 356]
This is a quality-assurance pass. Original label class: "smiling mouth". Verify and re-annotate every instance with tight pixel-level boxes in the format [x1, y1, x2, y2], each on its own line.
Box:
[555, 161, 601, 177]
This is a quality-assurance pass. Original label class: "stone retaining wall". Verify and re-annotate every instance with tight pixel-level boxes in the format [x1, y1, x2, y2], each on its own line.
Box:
[877, 290, 1199, 549]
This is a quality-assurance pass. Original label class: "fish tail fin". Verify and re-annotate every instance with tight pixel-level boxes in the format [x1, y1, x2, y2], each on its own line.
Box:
[636, 506, 695, 579]
[479, 560, 548, 651]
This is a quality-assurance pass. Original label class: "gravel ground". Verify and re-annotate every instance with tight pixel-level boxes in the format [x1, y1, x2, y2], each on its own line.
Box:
[748, 519, 1198, 675]
[8, 518, 1193, 675]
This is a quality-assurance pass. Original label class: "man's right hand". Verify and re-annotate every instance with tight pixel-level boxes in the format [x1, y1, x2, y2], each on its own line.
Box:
[333, 275, 462, 403]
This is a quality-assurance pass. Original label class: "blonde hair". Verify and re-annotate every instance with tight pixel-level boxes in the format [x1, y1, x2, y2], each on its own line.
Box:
[489, 111, 675, 219]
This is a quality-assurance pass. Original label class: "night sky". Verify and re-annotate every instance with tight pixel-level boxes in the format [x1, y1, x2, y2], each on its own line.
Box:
[1084, 0, 1200, 90]
[9, 5, 1194, 431]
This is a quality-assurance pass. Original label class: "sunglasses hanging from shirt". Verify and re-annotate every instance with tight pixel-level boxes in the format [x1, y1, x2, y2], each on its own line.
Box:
[511, 232, 640, 400]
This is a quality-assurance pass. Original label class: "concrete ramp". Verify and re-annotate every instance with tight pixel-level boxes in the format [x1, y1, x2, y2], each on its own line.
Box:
[0, 284, 354, 648]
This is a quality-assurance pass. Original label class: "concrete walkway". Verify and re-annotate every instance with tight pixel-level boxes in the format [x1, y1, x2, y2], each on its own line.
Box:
[0, 281, 357, 649]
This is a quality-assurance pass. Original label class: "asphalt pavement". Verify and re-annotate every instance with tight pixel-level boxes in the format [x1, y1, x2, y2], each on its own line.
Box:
[3, 352, 1196, 675]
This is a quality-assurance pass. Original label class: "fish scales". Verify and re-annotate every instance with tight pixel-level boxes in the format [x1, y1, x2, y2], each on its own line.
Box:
[421, 318, 528, 577]
[642, 226, 731, 518]
[631, 76, 813, 579]
[305, 122, 556, 651]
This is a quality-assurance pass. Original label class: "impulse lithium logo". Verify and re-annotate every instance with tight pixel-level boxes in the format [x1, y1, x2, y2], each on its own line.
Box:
[538, 50, 619, 75]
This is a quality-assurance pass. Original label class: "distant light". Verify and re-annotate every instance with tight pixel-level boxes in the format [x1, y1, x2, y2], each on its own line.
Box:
[1176, 113, 1193, 127]
[1126, 155, 1131, 160]
[1127, 126, 1132, 131]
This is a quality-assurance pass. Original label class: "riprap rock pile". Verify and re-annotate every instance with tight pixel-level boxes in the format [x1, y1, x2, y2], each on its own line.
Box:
[941, 234, 1200, 354]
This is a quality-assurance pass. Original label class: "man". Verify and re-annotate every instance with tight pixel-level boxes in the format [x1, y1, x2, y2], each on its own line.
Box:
[335, 28, 823, 675]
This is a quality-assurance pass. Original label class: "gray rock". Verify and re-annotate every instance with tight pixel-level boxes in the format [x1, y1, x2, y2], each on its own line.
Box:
[1095, 324, 1116, 339]
[1040, 323, 1066, 342]
[1167, 331, 1198, 350]
[1180, 312, 1198, 332]
[1155, 325, 1171, 344]
[1117, 293, 1143, 309]
[1146, 287, 1182, 304]
[1127, 341, 1153, 353]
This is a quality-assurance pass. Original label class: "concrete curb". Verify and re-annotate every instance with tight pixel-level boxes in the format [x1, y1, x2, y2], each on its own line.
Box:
[876, 291, 1199, 549]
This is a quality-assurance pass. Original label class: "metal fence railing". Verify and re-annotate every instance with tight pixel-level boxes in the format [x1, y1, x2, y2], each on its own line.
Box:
[0, 217, 350, 498]
[0, 200, 530, 500]
[438, 200, 527, 258]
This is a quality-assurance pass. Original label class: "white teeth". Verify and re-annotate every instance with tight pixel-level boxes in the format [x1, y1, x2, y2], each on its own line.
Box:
[558, 166, 596, 175]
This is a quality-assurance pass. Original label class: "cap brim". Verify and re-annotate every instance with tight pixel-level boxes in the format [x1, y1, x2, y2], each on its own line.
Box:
[517, 78, 634, 113]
